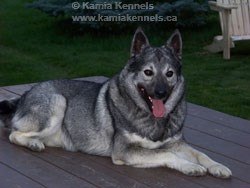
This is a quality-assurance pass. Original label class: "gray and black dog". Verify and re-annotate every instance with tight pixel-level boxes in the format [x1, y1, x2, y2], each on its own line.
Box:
[0, 28, 231, 178]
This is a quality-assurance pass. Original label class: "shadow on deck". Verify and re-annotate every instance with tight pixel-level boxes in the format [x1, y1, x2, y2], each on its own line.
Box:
[0, 76, 250, 188]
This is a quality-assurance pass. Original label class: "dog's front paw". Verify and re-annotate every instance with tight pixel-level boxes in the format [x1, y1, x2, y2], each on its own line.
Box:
[180, 164, 207, 176]
[208, 163, 232, 178]
[28, 139, 45, 152]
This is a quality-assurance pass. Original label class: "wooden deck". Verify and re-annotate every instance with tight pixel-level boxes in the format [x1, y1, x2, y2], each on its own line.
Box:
[0, 76, 250, 188]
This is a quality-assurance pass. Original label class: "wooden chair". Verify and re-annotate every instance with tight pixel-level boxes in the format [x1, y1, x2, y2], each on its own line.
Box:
[205, 0, 250, 59]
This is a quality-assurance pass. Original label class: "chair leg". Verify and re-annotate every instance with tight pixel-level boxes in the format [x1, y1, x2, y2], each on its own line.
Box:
[223, 42, 231, 59]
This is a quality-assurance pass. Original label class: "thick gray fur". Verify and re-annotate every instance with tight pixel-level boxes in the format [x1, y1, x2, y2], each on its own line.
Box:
[0, 28, 232, 178]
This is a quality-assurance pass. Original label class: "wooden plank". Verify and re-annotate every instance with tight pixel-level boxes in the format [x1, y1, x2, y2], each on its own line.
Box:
[228, 0, 235, 36]
[183, 172, 249, 188]
[185, 115, 250, 148]
[0, 163, 45, 188]
[229, 0, 240, 35]
[0, 139, 96, 188]
[223, 0, 235, 35]
[1, 128, 249, 188]
[191, 145, 250, 184]
[31, 148, 149, 188]
[184, 128, 250, 165]
[248, 0, 250, 34]
[83, 154, 205, 188]
[0, 88, 19, 101]
[0, 129, 201, 188]
[210, 0, 238, 10]
[187, 103, 250, 133]
[241, 0, 250, 34]
[0, 128, 202, 188]
[217, 0, 224, 33]
[84, 148, 249, 188]
[2, 76, 108, 97]
[232, 35, 250, 41]
[236, 0, 245, 35]
[3, 84, 34, 96]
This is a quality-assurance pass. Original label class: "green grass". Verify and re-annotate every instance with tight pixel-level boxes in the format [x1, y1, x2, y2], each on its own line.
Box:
[1, 0, 250, 120]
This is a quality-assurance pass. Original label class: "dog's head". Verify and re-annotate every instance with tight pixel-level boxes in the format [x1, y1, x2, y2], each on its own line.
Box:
[123, 27, 183, 118]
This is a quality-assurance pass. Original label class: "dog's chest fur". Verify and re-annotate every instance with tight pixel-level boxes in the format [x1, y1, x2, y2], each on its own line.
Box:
[124, 131, 183, 149]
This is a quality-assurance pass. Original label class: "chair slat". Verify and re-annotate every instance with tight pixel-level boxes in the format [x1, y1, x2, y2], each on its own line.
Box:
[240, 0, 248, 34]
[218, 0, 224, 33]
[222, 0, 235, 35]
[227, 0, 240, 35]
[236, 0, 245, 35]
[247, 0, 250, 34]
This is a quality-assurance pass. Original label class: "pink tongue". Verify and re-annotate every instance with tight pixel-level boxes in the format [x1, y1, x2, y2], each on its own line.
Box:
[152, 99, 166, 118]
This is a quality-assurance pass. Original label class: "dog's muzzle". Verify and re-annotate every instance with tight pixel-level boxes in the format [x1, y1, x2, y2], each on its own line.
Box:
[138, 86, 166, 118]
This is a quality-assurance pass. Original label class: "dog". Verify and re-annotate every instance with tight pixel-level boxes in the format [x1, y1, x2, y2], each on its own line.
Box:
[0, 27, 232, 178]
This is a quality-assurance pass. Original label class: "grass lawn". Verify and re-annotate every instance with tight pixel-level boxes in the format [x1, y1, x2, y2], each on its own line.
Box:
[1, 0, 250, 120]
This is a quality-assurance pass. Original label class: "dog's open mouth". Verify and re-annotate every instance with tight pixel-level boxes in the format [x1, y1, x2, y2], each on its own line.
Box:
[138, 86, 166, 118]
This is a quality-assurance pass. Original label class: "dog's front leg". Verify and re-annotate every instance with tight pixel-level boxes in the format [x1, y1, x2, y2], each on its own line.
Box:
[167, 142, 232, 178]
[111, 134, 207, 176]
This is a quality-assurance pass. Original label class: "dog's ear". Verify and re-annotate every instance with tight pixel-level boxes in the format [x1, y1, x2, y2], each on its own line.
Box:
[166, 29, 182, 60]
[130, 27, 150, 57]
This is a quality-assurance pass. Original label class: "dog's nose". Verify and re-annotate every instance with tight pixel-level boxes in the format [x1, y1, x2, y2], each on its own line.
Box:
[155, 90, 167, 99]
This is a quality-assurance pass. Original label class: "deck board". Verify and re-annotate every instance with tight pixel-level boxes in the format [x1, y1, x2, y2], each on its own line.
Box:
[83, 153, 204, 188]
[187, 103, 250, 133]
[193, 147, 250, 183]
[0, 88, 19, 101]
[0, 139, 96, 188]
[184, 128, 250, 164]
[32, 148, 148, 188]
[0, 76, 250, 188]
[185, 116, 250, 148]
[0, 163, 45, 188]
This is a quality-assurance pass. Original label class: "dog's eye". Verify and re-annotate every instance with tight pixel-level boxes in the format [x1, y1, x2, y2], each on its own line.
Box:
[166, 71, 174, 77]
[144, 70, 154, 76]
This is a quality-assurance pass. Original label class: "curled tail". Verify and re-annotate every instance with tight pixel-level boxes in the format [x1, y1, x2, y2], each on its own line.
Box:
[0, 98, 20, 128]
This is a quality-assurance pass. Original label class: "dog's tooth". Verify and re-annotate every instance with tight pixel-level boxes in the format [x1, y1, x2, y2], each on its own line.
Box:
[148, 96, 152, 102]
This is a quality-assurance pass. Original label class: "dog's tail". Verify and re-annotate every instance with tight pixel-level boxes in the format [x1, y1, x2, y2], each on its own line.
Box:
[0, 98, 19, 128]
